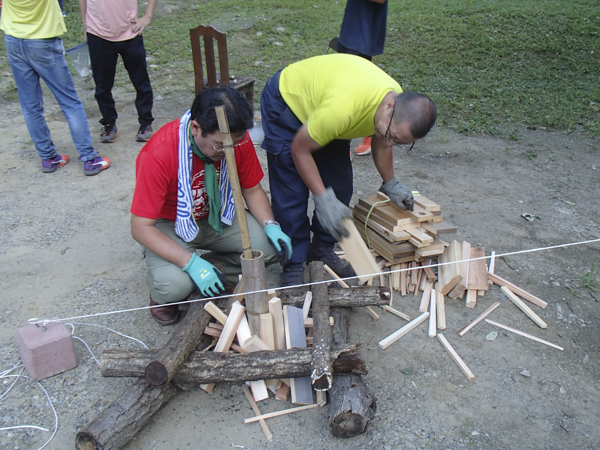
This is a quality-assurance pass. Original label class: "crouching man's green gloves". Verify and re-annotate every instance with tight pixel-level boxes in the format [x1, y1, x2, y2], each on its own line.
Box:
[182, 253, 225, 297]
[264, 222, 293, 266]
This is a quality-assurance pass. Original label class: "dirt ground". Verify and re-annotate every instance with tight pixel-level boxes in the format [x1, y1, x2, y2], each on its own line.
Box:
[1, 44, 600, 450]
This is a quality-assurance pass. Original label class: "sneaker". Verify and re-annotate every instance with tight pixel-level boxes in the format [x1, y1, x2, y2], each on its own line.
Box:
[280, 263, 305, 287]
[307, 240, 356, 279]
[136, 124, 153, 142]
[42, 154, 70, 173]
[354, 136, 371, 156]
[100, 124, 118, 143]
[84, 156, 111, 176]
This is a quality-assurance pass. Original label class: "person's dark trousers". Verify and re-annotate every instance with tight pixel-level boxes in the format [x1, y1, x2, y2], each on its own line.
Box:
[336, 42, 372, 61]
[261, 72, 353, 265]
[87, 33, 154, 127]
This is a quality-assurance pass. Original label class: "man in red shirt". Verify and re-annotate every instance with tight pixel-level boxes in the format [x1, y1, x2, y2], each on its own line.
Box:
[131, 87, 291, 325]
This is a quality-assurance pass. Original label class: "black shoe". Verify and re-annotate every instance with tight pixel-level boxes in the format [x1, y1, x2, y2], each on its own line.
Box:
[137, 124, 153, 142]
[280, 263, 305, 287]
[307, 240, 356, 279]
[100, 124, 118, 143]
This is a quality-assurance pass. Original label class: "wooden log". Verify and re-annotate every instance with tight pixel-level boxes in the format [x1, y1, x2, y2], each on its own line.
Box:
[501, 286, 548, 328]
[279, 286, 390, 308]
[101, 345, 366, 389]
[485, 319, 563, 351]
[145, 301, 210, 386]
[327, 307, 376, 439]
[75, 379, 177, 450]
[436, 334, 475, 382]
[487, 272, 548, 308]
[309, 262, 333, 391]
[456, 302, 501, 337]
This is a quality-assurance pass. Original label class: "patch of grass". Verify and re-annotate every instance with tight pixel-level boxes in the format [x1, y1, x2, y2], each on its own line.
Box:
[580, 264, 600, 292]
[521, 150, 538, 159]
[0, 0, 598, 137]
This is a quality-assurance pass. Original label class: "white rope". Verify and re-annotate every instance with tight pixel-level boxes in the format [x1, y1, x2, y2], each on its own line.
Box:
[28, 238, 600, 326]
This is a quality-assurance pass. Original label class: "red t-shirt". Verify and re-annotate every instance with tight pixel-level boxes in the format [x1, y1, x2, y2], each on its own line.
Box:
[131, 118, 263, 221]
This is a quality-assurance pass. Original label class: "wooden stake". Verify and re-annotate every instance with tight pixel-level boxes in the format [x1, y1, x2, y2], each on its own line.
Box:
[204, 301, 228, 325]
[381, 305, 411, 322]
[465, 289, 477, 309]
[268, 298, 286, 350]
[428, 289, 437, 337]
[242, 384, 273, 441]
[378, 312, 430, 349]
[302, 291, 313, 319]
[244, 404, 319, 424]
[487, 272, 548, 308]
[437, 334, 475, 382]
[418, 280, 433, 313]
[501, 286, 548, 328]
[457, 302, 501, 337]
[485, 319, 563, 350]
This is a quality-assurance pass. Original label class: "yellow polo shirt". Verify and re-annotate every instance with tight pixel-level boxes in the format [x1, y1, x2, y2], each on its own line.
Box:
[279, 54, 402, 146]
[0, 0, 66, 39]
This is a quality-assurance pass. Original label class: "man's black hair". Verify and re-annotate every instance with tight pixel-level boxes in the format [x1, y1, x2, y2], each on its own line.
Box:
[393, 92, 437, 139]
[190, 86, 254, 134]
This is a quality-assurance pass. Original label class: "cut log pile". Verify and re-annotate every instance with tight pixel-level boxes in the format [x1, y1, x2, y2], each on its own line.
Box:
[352, 192, 457, 264]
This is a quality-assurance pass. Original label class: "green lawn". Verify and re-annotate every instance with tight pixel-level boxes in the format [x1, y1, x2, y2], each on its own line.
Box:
[2, 0, 599, 136]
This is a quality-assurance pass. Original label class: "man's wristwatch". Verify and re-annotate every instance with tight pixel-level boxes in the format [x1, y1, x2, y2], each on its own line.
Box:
[263, 220, 280, 228]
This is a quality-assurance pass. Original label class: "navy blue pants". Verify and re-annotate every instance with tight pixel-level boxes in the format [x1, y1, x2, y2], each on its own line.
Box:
[261, 71, 353, 265]
[87, 33, 153, 127]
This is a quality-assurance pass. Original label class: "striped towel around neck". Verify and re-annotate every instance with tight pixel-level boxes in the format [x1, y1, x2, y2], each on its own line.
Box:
[175, 110, 235, 242]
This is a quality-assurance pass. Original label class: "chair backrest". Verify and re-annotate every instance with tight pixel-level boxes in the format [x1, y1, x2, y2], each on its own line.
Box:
[190, 25, 231, 96]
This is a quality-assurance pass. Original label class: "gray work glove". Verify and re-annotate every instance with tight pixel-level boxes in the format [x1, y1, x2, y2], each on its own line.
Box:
[380, 177, 415, 211]
[313, 187, 352, 241]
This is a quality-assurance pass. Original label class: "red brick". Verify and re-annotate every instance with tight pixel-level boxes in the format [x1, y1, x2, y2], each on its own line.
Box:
[17, 322, 77, 381]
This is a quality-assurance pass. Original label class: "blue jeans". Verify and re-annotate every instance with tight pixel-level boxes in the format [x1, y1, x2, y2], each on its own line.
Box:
[4, 35, 97, 161]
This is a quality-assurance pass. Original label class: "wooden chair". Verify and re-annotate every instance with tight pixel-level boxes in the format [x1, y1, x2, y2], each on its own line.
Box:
[189, 25, 255, 105]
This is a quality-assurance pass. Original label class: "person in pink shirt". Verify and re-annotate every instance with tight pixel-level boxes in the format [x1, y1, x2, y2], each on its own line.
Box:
[78, 0, 157, 143]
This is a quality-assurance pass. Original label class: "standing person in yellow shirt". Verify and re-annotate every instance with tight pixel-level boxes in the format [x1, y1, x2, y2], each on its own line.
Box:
[0, 0, 111, 175]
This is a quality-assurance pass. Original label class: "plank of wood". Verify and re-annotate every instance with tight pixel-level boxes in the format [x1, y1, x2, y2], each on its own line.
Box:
[436, 240, 464, 295]
[423, 265, 437, 282]
[448, 241, 471, 300]
[244, 404, 320, 424]
[283, 305, 313, 405]
[353, 212, 411, 243]
[303, 317, 334, 327]
[204, 301, 228, 325]
[400, 263, 407, 296]
[467, 247, 488, 291]
[302, 291, 313, 319]
[422, 220, 457, 235]
[338, 218, 380, 284]
[236, 314, 252, 348]
[407, 228, 434, 247]
[436, 290, 446, 330]
[465, 289, 477, 309]
[487, 272, 548, 308]
[410, 261, 418, 285]
[363, 195, 420, 225]
[267, 289, 278, 300]
[456, 302, 501, 337]
[376, 192, 435, 223]
[436, 334, 475, 382]
[352, 203, 406, 231]
[428, 290, 437, 337]
[268, 298, 286, 350]
[275, 382, 290, 401]
[378, 312, 430, 349]
[418, 280, 433, 313]
[260, 314, 276, 350]
[415, 268, 424, 292]
[489, 250, 496, 274]
[316, 390, 327, 407]
[485, 319, 563, 351]
[501, 286, 548, 328]
[214, 302, 245, 353]
[413, 194, 441, 212]
[203, 326, 221, 338]
[381, 305, 411, 321]
[242, 384, 273, 441]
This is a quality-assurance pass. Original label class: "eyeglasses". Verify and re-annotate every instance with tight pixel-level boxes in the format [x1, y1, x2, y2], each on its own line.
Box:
[205, 134, 250, 152]
[383, 102, 415, 150]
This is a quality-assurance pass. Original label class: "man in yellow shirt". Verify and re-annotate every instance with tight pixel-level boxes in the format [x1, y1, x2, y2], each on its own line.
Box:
[1, 0, 111, 175]
[261, 54, 437, 286]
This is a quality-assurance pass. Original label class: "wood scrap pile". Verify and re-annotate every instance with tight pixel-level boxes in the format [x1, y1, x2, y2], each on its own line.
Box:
[77, 264, 385, 449]
[352, 192, 457, 264]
